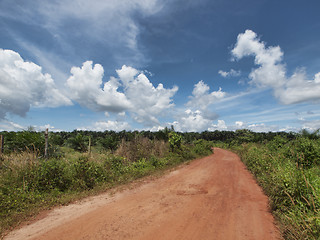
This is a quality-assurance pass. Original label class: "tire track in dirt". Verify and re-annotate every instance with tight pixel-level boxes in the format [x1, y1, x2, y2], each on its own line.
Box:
[5, 148, 282, 240]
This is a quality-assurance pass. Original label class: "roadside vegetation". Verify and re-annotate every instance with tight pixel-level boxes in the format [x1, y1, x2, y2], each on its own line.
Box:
[0, 128, 319, 239]
[235, 141, 319, 239]
[223, 129, 320, 240]
[0, 128, 213, 237]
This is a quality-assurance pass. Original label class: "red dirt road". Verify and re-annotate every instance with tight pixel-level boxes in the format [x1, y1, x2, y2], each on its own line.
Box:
[6, 148, 282, 240]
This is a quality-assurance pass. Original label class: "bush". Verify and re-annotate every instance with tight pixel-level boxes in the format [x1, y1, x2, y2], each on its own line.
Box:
[72, 156, 107, 189]
[191, 139, 214, 156]
[33, 159, 71, 192]
[168, 132, 182, 151]
[293, 137, 320, 167]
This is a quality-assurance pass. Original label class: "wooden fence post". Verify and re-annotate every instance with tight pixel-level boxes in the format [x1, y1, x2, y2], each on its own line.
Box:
[44, 128, 48, 159]
[88, 136, 91, 157]
[0, 135, 4, 156]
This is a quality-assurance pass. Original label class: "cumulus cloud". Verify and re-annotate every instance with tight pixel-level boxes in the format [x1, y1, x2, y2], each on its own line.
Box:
[235, 121, 244, 128]
[0, 49, 72, 119]
[171, 110, 213, 132]
[277, 70, 320, 104]
[208, 120, 228, 131]
[66, 61, 131, 112]
[170, 80, 226, 132]
[171, 109, 223, 132]
[67, 63, 178, 126]
[187, 80, 225, 111]
[232, 30, 320, 104]
[218, 69, 241, 78]
[116, 65, 179, 125]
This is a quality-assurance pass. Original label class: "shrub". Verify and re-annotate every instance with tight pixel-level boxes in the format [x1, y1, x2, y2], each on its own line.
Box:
[293, 137, 320, 167]
[72, 156, 106, 189]
[33, 159, 71, 192]
[168, 132, 182, 151]
[191, 139, 214, 156]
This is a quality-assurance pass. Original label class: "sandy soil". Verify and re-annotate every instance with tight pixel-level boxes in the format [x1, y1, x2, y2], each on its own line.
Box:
[5, 148, 282, 240]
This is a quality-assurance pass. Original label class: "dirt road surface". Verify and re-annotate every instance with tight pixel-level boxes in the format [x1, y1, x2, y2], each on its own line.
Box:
[5, 148, 281, 240]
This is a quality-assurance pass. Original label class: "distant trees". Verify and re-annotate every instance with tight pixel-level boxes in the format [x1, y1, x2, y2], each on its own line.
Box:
[0, 128, 301, 156]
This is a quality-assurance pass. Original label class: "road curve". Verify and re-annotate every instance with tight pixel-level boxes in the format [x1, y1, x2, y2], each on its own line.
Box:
[6, 148, 282, 240]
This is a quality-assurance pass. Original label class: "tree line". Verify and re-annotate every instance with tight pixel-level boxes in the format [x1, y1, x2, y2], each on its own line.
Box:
[0, 128, 298, 156]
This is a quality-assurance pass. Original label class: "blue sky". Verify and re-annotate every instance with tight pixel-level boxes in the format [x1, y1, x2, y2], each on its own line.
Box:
[1, 0, 320, 132]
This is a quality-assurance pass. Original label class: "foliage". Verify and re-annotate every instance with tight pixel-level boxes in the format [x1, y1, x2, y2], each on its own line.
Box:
[96, 135, 119, 151]
[0, 129, 296, 156]
[191, 139, 214, 156]
[231, 134, 320, 240]
[168, 131, 182, 151]
[65, 133, 89, 152]
[2, 131, 45, 154]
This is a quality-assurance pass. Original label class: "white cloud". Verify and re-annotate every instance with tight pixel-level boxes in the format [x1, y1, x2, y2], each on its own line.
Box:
[0, 49, 72, 119]
[232, 29, 320, 104]
[148, 125, 165, 132]
[232, 120, 297, 132]
[170, 109, 216, 132]
[218, 69, 241, 78]
[187, 80, 225, 111]
[301, 119, 320, 132]
[66, 61, 132, 113]
[170, 80, 225, 132]
[116, 65, 178, 126]
[0, 0, 165, 90]
[189, 119, 296, 133]
[171, 115, 301, 133]
[235, 121, 244, 128]
[247, 123, 279, 132]
[209, 120, 228, 131]
[67, 63, 178, 126]
[32, 124, 63, 132]
[0, 120, 24, 131]
[276, 70, 320, 104]
[79, 120, 131, 132]
[26, 0, 162, 60]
